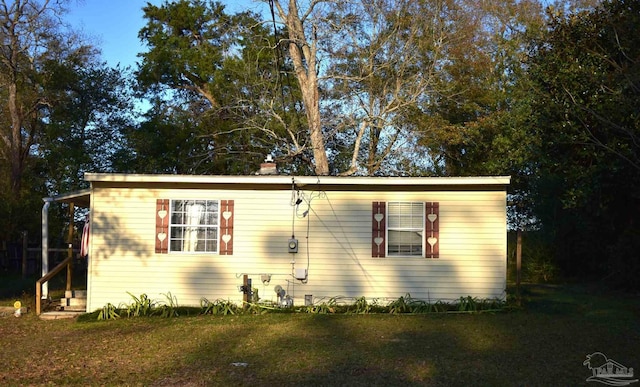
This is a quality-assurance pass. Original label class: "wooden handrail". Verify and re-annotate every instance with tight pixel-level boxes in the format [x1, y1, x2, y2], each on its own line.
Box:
[35, 255, 73, 315]
[27, 247, 79, 252]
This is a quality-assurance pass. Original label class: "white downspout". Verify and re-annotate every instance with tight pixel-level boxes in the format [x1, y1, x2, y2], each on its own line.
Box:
[41, 198, 53, 299]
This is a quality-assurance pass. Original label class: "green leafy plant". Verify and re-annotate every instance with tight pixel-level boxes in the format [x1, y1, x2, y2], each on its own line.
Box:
[387, 294, 442, 314]
[306, 304, 330, 314]
[99, 293, 506, 319]
[305, 297, 338, 314]
[457, 296, 479, 312]
[431, 300, 449, 313]
[200, 298, 237, 315]
[200, 297, 214, 314]
[97, 303, 119, 320]
[242, 302, 274, 315]
[124, 292, 155, 317]
[408, 298, 430, 313]
[388, 294, 414, 314]
[159, 292, 179, 318]
[348, 296, 372, 314]
[478, 298, 506, 311]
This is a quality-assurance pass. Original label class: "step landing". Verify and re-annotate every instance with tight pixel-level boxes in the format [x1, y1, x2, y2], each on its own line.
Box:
[39, 311, 85, 320]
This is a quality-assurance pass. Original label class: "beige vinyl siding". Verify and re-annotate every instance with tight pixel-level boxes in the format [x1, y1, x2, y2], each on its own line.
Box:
[86, 183, 507, 311]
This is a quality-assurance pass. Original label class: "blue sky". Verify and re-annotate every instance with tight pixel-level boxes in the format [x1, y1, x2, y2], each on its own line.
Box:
[65, 0, 268, 69]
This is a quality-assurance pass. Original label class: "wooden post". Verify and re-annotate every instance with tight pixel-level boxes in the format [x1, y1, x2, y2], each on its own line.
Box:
[516, 230, 522, 304]
[66, 203, 74, 291]
[243, 274, 249, 305]
[21, 231, 28, 279]
[36, 282, 41, 316]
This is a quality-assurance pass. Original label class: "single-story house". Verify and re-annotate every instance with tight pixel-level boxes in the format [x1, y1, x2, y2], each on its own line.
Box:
[51, 168, 510, 312]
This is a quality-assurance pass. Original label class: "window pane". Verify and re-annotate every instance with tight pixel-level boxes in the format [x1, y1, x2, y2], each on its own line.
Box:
[171, 226, 184, 239]
[169, 199, 219, 253]
[170, 239, 182, 252]
[171, 212, 184, 224]
[204, 228, 218, 240]
[387, 202, 424, 257]
[172, 201, 184, 212]
[410, 203, 423, 228]
[184, 226, 202, 252]
[185, 202, 205, 225]
[204, 212, 218, 226]
[388, 202, 423, 228]
[206, 200, 219, 213]
[201, 228, 218, 252]
[388, 230, 423, 256]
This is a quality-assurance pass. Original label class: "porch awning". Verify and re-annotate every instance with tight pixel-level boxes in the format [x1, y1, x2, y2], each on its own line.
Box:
[49, 189, 91, 208]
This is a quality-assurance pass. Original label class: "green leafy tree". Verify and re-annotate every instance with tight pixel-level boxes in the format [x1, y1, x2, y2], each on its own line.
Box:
[134, 0, 283, 174]
[407, 1, 597, 230]
[42, 63, 136, 192]
[0, 0, 134, 240]
[0, 0, 91, 239]
[527, 0, 640, 287]
[116, 103, 259, 175]
[410, 0, 545, 175]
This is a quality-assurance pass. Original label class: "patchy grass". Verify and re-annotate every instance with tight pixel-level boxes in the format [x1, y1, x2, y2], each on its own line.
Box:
[0, 284, 638, 386]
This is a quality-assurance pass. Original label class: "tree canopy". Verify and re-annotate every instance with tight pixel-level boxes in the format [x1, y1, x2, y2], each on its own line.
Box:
[132, 0, 287, 174]
[525, 0, 640, 287]
[0, 0, 135, 239]
[3, 0, 640, 289]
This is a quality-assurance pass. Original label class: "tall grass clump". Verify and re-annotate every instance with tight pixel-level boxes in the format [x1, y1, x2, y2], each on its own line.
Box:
[95, 291, 506, 320]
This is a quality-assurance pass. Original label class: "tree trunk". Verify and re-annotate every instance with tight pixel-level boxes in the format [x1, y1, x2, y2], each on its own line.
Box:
[304, 83, 329, 176]
[277, 0, 329, 175]
[7, 81, 23, 197]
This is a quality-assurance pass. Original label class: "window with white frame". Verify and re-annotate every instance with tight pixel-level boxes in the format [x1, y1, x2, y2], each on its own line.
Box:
[387, 202, 424, 256]
[169, 200, 219, 252]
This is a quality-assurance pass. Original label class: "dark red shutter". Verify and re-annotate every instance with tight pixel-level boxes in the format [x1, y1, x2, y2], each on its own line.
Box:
[372, 202, 386, 257]
[155, 199, 169, 254]
[219, 200, 234, 255]
[425, 202, 439, 258]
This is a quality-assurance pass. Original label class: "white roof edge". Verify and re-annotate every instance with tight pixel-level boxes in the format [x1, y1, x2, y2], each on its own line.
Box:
[51, 188, 91, 200]
[44, 188, 91, 207]
[85, 173, 510, 186]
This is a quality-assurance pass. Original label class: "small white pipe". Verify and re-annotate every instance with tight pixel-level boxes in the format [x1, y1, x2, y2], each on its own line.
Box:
[41, 198, 52, 299]
[235, 272, 290, 278]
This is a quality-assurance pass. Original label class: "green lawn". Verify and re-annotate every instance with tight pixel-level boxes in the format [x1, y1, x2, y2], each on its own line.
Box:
[0, 284, 638, 386]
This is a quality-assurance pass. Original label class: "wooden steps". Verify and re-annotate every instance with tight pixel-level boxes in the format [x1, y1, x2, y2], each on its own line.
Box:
[39, 290, 87, 320]
[60, 290, 87, 312]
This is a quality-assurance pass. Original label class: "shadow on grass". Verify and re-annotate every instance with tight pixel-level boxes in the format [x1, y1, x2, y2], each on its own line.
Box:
[1, 283, 638, 386]
[146, 284, 639, 386]
[516, 283, 639, 321]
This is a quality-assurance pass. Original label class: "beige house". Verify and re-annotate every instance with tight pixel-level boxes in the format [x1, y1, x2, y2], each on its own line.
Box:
[77, 172, 509, 311]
